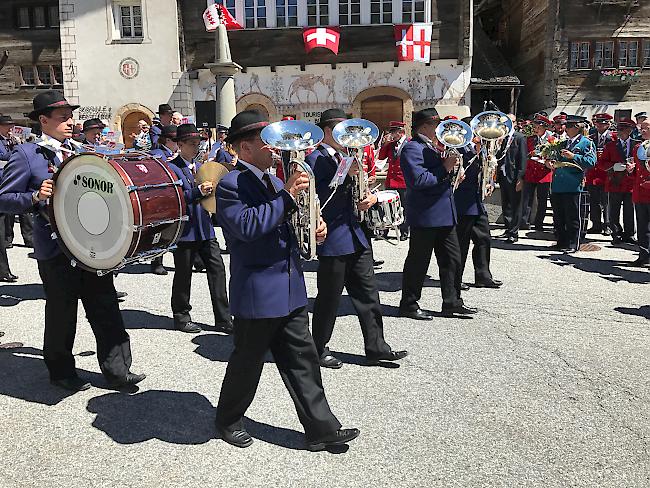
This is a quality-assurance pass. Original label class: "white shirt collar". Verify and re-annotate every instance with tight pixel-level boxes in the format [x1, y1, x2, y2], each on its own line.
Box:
[240, 160, 269, 182]
[320, 142, 346, 159]
[41, 133, 63, 150]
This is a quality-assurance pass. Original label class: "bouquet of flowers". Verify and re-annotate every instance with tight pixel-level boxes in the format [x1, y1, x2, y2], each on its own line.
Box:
[535, 134, 566, 162]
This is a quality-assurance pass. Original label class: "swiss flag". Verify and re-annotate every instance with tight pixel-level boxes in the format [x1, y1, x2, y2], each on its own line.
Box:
[394, 23, 432, 63]
[203, 3, 243, 32]
[303, 27, 341, 55]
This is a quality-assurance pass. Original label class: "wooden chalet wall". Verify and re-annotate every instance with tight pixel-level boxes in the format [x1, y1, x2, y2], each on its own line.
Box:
[179, 0, 470, 70]
[0, 0, 61, 121]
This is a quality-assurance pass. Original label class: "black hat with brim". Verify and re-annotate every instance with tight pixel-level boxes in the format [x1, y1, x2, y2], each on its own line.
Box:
[0, 115, 15, 125]
[28, 90, 79, 121]
[412, 108, 441, 128]
[635, 112, 648, 119]
[318, 108, 348, 128]
[158, 104, 174, 114]
[82, 118, 105, 132]
[225, 110, 269, 144]
[174, 123, 201, 142]
[160, 124, 178, 139]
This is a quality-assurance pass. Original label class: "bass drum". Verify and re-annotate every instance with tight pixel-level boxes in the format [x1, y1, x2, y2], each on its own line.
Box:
[49, 152, 186, 274]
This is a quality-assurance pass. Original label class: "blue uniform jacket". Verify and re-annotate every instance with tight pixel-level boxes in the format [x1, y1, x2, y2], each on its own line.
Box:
[149, 121, 162, 148]
[305, 146, 368, 257]
[400, 135, 457, 228]
[149, 145, 175, 162]
[167, 155, 215, 242]
[0, 137, 13, 179]
[0, 142, 60, 260]
[551, 135, 596, 194]
[216, 162, 306, 319]
[215, 147, 234, 165]
[454, 148, 486, 217]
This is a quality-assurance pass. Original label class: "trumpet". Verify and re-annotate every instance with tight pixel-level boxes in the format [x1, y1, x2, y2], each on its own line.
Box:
[435, 119, 474, 192]
[470, 111, 514, 199]
[261, 120, 324, 260]
[332, 118, 380, 222]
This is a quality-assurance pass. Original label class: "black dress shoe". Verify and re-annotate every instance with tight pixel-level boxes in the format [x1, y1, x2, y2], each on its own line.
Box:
[193, 266, 206, 273]
[534, 224, 544, 231]
[5, 243, 12, 249]
[399, 234, 409, 241]
[612, 237, 622, 245]
[602, 228, 612, 236]
[116, 291, 128, 300]
[0, 274, 18, 283]
[176, 321, 202, 333]
[319, 353, 343, 369]
[108, 372, 146, 389]
[506, 236, 518, 243]
[460, 282, 470, 291]
[494, 231, 509, 239]
[519, 224, 530, 230]
[587, 226, 602, 234]
[23, 241, 34, 248]
[441, 305, 478, 317]
[373, 259, 384, 269]
[307, 428, 360, 452]
[399, 308, 434, 320]
[366, 350, 408, 365]
[51, 377, 91, 392]
[628, 258, 649, 266]
[622, 236, 638, 244]
[216, 425, 253, 448]
[474, 278, 503, 288]
[151, 265, 168, 275]
[217, 322, 234, 334]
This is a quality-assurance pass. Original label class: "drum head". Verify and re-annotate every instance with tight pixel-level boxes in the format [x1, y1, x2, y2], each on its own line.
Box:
[51, 154, 134, 271]
[377, 190, 400, 202]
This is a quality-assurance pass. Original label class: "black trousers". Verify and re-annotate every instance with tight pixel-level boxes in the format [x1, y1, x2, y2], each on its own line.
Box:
[171, 239, 230, 327]
[497, 177, 521, 237]
[37, 253, 132, 381]
[215, 307, 341, 441]
[456, 214, 493, 282]
[5, 212, 33, 246]
[400, 226, 463, 311]
[636, 203, 650, 259]
[0, 214, 10, 276]
[521, 182, 550, 227]
[550, 193, 582, 249]
[587, 185, 609, 230]
[608, 192, 635, 238]
[312, 247, 392, 358]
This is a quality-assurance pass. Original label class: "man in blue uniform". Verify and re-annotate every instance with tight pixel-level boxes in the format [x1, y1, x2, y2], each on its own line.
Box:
[214, 110, 358, 451]
[81, 118, 105, 146]
[0, 91, 145, 391]
[307, 108, 407, 369]
[208, 124, 234, 164]
[399, 108, 477, 319]
[166, 124, 231, 334]
[148, 125, 178, 162]
[549, 115, 597, 252]
[150, 104, 174, 148]
[0, 115, 17, 282]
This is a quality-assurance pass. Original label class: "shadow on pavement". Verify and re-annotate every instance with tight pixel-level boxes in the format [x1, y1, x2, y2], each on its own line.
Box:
[329, 350, 400, 368]
[113, 264, 174, 275]
[306, 297, 403, 318]
[191, 333, 237, 362]
[245, 418, 306, 450]
[373, 271, 440, 292]
[86, 390, 216, 445]
[540, 254, 650, 284]
[121, 309, 227, 333]
[614, 305, 650, 320]
[0, 283, 45, 306]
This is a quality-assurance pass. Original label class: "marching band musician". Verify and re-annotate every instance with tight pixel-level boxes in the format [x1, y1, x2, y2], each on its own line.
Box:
[0, 91, 145, 391]
[0, 114, 17, 282]
[520, 115, 553, 231]
[629, 120, 650, 266]
[547, 115, 597, 252]
[399, 108, 477, 319]
[81, 118, 105, 146]
[150, 103, 174, 148]
[378, 120, 410, 240]
[587, 113, 615, 235]
[167, 124, 232, 334]
[597, 118, 637, 245]
[306, 109, 407, 369]
[214, 110, 359, 451]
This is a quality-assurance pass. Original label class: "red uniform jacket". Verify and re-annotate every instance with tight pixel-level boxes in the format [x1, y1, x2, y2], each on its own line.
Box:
[586, 131, 615, 186]
[632, 142, 650, 204]
[524, 134, 553, 184]
[597, 138, 634, 193]
[362, 145, 376, 177]
[379, 137, 407, 189]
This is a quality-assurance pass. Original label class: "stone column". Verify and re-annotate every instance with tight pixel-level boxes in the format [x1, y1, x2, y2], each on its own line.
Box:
[205, 23, 241, 128]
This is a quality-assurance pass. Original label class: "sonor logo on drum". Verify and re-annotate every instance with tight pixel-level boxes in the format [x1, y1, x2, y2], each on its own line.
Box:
[73, 174, 114, 194]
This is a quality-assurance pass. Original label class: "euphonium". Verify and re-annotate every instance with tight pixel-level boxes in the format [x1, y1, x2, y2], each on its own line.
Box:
[261, 120, 324, 260]
[435, 119, 473, 192]
[332, 118, 380, 222]
[470, 111, 514, 199]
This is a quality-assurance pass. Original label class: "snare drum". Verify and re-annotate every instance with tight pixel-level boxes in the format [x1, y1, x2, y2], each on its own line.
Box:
[366, 190, 404, 231]
[49, 152, 186, 274]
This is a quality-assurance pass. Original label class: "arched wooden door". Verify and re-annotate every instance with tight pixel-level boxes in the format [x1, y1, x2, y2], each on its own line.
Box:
[361, 95, 404, 132]
[122, 111, 152, 148]
[244, 103, 270, 118]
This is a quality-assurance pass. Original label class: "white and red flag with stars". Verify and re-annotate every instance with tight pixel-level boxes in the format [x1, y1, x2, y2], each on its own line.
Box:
[203, 3, 242, 32]
[394, 23, 432, 63]
[303, 27, 341, 55]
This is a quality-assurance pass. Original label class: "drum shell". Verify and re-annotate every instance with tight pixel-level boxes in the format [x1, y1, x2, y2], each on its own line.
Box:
[366, 190, 404, 230]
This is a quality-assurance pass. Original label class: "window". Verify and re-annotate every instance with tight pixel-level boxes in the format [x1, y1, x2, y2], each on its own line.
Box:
[53, 65, 63, 85]
[244, 0, 266, 28]
[371, 0, 392, 24]
[619, 40, 639, 67]
[19, 65, 62, 87]
[339, 0, 361, 25]
[37, 66, 52, 85]
[119, 4, 143, 38]
[48, 5, 59, 27]
[219, 0, 236, 18]
[570, 41, 590, 70]
[307, 0, 329, 26]
[17, 7, 30, 28]
[276, 0, 298, 27]
[593, 41, 614, 68]
[33, 7, 47, 27]
[402, 0, 425, 22]
[15, 4, 59, 29]
[643, 40, 650, 67]
[20, 67, 36, 86]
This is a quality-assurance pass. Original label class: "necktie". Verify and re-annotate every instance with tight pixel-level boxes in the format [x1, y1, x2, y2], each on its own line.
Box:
[262, 173, 275, 193]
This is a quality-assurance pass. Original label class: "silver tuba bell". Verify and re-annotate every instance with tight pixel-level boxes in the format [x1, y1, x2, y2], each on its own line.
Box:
[261, 120, 324, 260]
[332, 118, 380, 222]
[435, 119, 473, 192]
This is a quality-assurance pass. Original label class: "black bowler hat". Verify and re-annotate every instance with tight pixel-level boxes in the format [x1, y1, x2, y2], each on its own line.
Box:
[174, 123, 201, 142]
[412, 108, 440, 128]
[28, 90, 79, 121]
[157, 104, 174, 115]
[318, 108, 348, 128]
[225, 110, 269, 143]
[160, 125, 178, 139]
[82, 118, 105, 132]
[0, 115, 15, 125]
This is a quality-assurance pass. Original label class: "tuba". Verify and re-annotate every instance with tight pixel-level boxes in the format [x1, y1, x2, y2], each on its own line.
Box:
[470, 111, 514, 200]
[435, 119, 473, 192]
[261, 120, 324, 260]
[332, 118, 380, 222]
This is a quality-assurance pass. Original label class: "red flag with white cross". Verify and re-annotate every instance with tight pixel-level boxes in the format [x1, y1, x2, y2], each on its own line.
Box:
[303, 27, 341, 55]
[394, 23, 432, 63]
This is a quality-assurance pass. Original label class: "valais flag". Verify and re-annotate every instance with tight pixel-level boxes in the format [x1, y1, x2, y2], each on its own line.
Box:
[394, 23, 432, 63]
[203, 3, 243, 32]
[303, 27, 341, 55]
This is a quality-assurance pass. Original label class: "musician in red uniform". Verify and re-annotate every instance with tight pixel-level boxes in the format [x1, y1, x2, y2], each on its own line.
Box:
[520, 115, 553, 230]
[588, 113, 615, 235]
[629, 120, 650, 266]
[598, 118, 637, 244]
[378, 121, 409, 240]
[553, 114, 567, 137]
